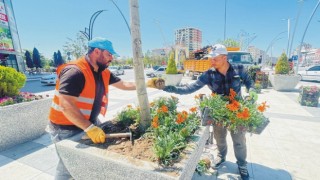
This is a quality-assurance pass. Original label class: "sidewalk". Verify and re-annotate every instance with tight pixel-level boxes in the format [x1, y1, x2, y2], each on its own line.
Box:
[1, 77, 319, 180]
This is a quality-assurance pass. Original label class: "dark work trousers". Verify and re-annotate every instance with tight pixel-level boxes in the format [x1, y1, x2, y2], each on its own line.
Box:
[213, 124, 247, 167]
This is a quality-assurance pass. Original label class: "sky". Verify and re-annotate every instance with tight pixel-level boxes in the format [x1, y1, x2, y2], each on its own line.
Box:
[11, 0, 320, 59]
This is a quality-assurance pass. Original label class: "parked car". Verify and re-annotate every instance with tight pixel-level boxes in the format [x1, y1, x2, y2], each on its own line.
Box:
[109, 66, 125, 76]
[41, 73, 57, 85]
[298, 65, 320, 81]
[146, 66, 166, 78]
[123, 65, 133, 69]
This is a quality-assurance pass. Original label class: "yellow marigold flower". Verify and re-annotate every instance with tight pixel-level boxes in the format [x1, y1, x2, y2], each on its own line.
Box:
[127, 105, 132, 108]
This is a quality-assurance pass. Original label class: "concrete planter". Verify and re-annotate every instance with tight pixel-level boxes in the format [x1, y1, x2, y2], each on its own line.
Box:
[56, 126, 209, 180]
[268, 74, 300, 91]
[0, 98, 52, 151]
[164, 74, 183, 86]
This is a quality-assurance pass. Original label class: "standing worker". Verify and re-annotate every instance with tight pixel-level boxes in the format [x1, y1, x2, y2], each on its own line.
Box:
[47, 37, 136, 180]
[163, 44, 256, 180]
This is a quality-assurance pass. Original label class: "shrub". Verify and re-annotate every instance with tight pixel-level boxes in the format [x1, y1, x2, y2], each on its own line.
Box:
[166, 51, 178, 74]
[275, 53, 290, 74]
[0, 66, 26, 98]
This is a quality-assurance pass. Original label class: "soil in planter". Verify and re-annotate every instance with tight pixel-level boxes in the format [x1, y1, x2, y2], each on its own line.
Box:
[79, 120, 157, 163]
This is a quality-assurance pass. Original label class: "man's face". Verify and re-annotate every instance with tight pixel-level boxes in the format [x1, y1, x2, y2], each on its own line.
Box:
[210, 54, 227, 69]
[96, 49, 113, 67]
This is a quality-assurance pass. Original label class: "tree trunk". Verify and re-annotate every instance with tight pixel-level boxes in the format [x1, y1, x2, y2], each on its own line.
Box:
[129, 0, 151, 131]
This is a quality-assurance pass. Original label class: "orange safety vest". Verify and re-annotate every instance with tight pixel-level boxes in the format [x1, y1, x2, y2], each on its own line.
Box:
[49, 57, 110, 125]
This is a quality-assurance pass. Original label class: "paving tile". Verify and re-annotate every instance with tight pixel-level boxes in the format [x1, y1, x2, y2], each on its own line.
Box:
[0, 154, 13, 167]
[16, 146, 58, 172]
[29, 172, 54, 180]
[251, 163, 292, 180]
[0, 142, 45, 160]
[0, 160, 43, 179]
[32, 133, 53, 146]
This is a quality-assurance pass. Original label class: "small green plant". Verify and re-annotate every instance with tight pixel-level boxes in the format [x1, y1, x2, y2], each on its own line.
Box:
[195, 158, 211, 175]
[116, 105, 140, 127]
[166, 51, 178, 74]
[275, 53, 290, 74]
[149, 96, 200, 165]
[0, 66, 26, 98]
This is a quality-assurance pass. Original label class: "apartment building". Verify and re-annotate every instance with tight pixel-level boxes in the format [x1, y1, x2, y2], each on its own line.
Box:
[175, 27, 202, 56]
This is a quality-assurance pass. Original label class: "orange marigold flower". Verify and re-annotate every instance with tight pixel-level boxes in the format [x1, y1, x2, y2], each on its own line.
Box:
[236, 108, 250, 120]
[229, 88, 237, 100]
[226, 100, 240, 111]
[189, 107, 197, 113]
[257, 101, 269, 112]
[176, 113, 185, 124]
[211, 93, 216, 97]
[182, 110, 188, 119]
[161, 105, 168, 113]
[194, 95, 200, 99]
[152, 116, 159, 128]
[127, 105, 132, 108]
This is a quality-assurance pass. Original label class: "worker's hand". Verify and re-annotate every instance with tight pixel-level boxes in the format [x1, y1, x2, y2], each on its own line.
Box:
[163, 85, 177, 93]
[85, 125, 106, 144]
[147, 78, 165, 89]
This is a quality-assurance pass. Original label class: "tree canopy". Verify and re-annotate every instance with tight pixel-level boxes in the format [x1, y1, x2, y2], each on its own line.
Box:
[63, 33, 88, 59]
[25, 50, 33, 68]
[32, 48, 41, 68]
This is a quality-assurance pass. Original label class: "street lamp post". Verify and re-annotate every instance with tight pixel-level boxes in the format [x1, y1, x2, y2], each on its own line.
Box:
[282, 18, 291, 56]
[296, 0, 320, 74]
[264, 31, 286, 65]
[80, 10, 106, 40]
[289, 0, 305, 59]
[109, 0, 131, 34]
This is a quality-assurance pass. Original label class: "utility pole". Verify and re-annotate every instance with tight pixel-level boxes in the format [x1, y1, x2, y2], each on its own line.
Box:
[224, 0, 227, 40]
[130, 0, 151, 131]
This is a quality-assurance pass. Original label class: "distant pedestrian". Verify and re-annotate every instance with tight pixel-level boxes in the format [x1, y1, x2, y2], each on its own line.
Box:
[47, 37, 137, 180]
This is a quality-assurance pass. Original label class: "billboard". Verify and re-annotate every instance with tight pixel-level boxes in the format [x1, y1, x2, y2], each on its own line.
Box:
[0, 2, 9, 26]
[0, 26, 14, 51]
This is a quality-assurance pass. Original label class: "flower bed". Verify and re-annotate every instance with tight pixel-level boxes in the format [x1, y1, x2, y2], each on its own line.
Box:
[0, 92, 46, 106]
[298, 86, 320, 107]
[55, 96, 209, 179]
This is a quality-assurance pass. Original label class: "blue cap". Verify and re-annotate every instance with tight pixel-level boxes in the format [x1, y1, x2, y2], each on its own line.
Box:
[88, 37, 118, 56]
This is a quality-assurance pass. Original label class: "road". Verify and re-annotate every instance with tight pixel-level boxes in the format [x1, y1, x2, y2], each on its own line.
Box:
[21, 69, 319, 94]
[21, 69, 140, 94]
